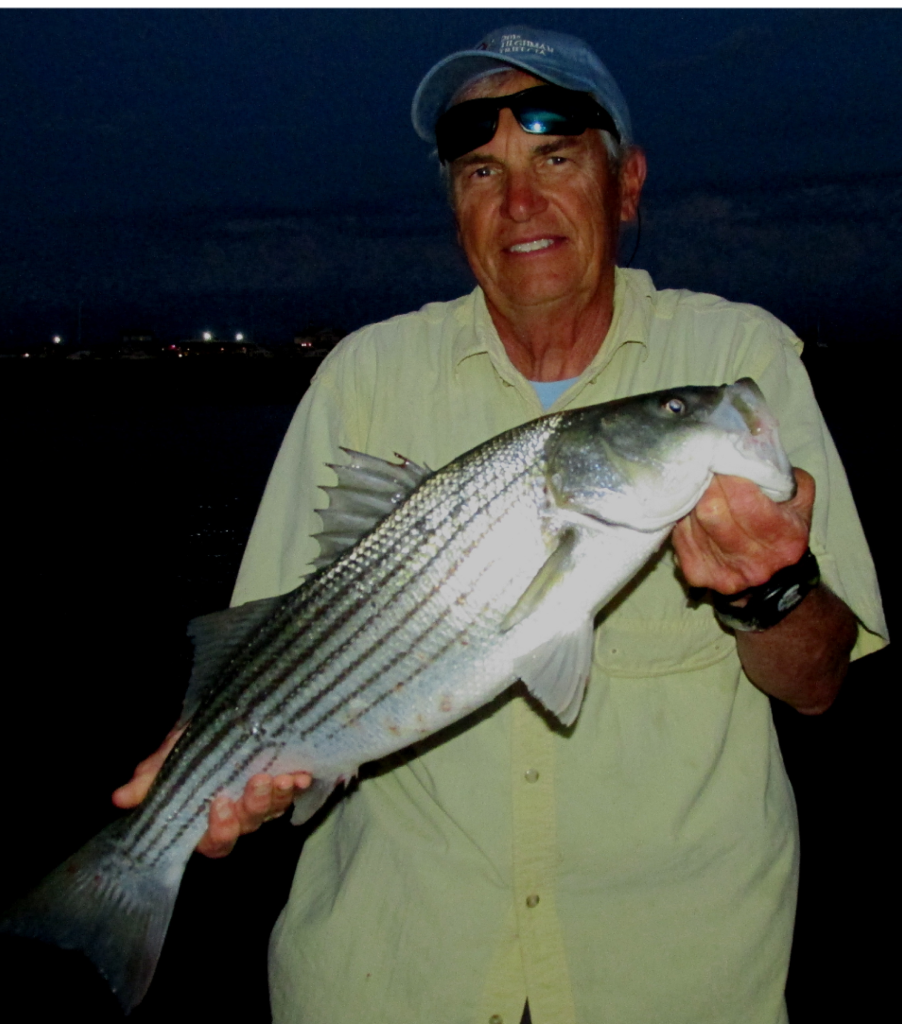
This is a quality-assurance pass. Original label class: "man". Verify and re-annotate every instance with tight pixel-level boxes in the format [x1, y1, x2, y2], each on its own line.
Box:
[117, 26, 885, 1024]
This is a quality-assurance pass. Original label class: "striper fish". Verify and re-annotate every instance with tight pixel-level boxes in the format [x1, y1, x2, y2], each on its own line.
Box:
[1, 379, 794, 1011]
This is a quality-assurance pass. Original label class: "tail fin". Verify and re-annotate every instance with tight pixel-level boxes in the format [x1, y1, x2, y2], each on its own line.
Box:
[1, 819, 181, 1013]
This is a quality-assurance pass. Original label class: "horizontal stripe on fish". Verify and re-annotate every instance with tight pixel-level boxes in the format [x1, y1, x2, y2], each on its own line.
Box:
[124, 448, 549, 866]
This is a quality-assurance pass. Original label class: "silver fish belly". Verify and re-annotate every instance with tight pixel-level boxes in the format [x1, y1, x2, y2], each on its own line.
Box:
[1, 379, 795, 1011]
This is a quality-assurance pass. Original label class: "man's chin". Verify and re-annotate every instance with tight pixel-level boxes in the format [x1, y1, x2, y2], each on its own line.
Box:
[486, 275, 591, 313]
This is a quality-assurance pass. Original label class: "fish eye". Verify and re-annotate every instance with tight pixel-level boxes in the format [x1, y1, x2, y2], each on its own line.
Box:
[662, 397, 685, 415]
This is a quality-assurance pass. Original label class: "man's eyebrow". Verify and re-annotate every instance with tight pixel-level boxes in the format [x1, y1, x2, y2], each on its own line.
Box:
[531, 136, 582, 157]
[452, 152, 503, 170]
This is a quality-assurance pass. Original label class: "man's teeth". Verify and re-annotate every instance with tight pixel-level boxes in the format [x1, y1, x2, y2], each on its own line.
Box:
[509, 238, 554, 253]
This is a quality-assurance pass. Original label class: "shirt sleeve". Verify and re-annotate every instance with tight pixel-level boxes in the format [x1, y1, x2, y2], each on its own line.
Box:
[730, 311, 888, 659]
[230, 350, 365, 606]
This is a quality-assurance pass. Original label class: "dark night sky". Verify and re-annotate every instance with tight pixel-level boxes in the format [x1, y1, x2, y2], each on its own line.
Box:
[1, 7, 901, 344]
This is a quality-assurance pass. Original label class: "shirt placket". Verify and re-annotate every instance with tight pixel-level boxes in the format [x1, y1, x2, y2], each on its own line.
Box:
[510, 697, 578, 1024]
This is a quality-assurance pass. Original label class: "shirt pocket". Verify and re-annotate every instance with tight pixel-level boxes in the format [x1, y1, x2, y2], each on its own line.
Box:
[592, 546, 736, 678]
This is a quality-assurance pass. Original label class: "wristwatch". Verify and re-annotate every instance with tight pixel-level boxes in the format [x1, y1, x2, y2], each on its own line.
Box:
[711, 548, 820, 632]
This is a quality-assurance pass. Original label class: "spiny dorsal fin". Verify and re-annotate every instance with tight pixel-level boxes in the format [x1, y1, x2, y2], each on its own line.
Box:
[311, 448, 431, 569]
[181, 595, 283, 725]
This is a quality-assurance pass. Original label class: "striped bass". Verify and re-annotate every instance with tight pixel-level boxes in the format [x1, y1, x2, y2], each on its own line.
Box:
[1, 379, 794, 1011]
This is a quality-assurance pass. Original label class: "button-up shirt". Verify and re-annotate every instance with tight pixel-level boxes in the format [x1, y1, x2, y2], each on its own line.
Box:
[233, 268, 886, 1024]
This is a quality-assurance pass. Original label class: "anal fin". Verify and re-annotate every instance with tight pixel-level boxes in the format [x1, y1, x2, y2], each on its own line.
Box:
[290, 776, 343, 826]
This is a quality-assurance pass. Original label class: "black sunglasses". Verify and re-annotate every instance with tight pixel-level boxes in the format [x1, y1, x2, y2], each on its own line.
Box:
[434, 84, 620, 164]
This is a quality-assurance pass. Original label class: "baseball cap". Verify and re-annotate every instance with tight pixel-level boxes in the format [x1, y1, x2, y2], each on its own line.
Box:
[411, 25, 632, 147]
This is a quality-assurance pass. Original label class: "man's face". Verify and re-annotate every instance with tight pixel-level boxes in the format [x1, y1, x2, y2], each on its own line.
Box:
[449, 71, 644, 318]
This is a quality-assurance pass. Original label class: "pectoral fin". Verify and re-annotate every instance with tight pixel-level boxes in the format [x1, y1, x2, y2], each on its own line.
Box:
[513, 618, 594, 727]
[501, 528, 578, 632]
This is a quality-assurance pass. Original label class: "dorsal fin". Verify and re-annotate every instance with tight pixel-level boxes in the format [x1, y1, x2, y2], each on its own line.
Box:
[180, 595, 284, 725]
[311, 448, 430, 569]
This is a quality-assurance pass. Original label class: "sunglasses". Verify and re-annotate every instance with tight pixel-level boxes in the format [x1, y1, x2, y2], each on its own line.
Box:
[434, 84, 621, 164]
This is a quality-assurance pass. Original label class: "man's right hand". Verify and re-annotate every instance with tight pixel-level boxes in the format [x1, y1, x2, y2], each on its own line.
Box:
[112, 727, 313, 858]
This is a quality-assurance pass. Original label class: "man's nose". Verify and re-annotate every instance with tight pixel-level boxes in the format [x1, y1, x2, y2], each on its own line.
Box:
[501, 167, 548, 222]
[492, 109, 549, 221]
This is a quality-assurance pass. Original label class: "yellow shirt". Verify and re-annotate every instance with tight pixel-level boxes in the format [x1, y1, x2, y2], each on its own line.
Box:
[233, 268, 886, 1024]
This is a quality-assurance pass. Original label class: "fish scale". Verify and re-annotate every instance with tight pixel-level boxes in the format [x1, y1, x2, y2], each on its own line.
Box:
[0, 380, 795, 1012]
[124, 427, 552, 869]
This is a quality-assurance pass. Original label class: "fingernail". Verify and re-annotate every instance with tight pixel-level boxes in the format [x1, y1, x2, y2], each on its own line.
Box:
[215, 800, 233, 821]
[253, 780, 270, 798]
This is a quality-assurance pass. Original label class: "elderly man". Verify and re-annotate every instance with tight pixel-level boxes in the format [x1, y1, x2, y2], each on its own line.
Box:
[118, 26, 885, 1024]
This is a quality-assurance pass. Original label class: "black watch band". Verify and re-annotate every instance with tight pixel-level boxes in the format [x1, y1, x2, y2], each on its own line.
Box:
[712, 548, 820, 633]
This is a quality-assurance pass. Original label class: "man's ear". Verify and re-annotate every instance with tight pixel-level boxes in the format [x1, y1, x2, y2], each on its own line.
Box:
[619, 147, 647, 223]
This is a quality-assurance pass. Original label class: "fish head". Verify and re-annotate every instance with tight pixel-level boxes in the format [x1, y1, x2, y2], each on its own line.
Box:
[544, 379, 795, 532]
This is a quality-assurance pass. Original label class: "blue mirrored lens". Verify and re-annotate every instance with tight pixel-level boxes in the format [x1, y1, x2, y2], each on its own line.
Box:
[435, 85, 615, 163]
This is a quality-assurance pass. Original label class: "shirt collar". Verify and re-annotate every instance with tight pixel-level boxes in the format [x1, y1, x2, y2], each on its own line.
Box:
[452, 267, 655, 382]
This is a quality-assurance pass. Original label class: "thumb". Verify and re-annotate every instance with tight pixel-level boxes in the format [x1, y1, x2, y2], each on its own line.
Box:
[112, 726, 184, 809]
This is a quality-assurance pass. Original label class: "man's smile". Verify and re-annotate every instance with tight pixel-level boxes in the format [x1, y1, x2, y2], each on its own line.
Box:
[506, 236, 561, 254]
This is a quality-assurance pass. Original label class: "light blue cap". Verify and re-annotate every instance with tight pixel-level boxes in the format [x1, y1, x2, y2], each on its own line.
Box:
[411, 25, 633, 146]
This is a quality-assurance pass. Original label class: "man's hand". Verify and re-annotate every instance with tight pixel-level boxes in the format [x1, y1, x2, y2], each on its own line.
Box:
[672, 469, 814, 594]
[672, 469, 857, 714]
[112, 727, 313, 858]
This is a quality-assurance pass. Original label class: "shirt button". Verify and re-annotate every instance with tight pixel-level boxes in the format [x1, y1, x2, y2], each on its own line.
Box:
[525, 894, 540, 908]
[523, 768, 539, 783]
[489, 1016, 503, 1024]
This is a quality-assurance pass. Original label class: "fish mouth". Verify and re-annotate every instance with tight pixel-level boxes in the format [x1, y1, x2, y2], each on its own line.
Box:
[717, 379, 795, 501]
[729, 378, 769, 435]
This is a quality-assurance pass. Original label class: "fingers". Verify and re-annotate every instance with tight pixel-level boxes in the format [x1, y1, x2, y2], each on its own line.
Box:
[673, 470, 815, 594]
[111, 723, 314, 859]
[196, 795, 243, 859]
[196, 772, 313, 859]
[112, 726, 185, 809]
[693, 470, 813, 545]
[785, 468, 815, 521]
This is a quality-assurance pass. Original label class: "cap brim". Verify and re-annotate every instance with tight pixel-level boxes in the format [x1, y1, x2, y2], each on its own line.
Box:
[412, 47, 632, 147]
